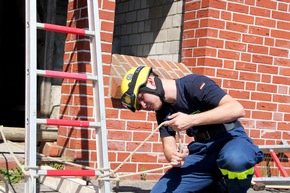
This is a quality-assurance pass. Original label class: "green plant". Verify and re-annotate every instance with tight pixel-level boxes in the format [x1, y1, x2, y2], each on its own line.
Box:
[0, 166, 24, 183]
[140, 167, 147, 180]
[39, 161, 64, 170]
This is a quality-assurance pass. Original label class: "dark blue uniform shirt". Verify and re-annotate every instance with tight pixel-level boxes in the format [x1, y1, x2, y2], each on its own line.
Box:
[156, 74, 227, 138]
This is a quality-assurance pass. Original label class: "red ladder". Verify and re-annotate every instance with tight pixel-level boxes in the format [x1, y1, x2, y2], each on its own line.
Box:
[25, 0, 110, 192]
[253, 141, 290, 190]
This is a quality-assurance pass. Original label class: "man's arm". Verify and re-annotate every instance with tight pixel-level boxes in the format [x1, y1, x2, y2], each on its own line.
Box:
[193, 94, 245, 125]
[162, 136, 188, 167]
[164, 94, 245, 131]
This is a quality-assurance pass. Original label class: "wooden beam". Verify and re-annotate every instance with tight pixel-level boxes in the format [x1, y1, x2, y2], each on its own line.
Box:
[0, 126, 57, 142]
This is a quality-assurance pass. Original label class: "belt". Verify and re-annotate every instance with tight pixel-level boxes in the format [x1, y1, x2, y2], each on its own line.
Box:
[193, 121, 242, 141]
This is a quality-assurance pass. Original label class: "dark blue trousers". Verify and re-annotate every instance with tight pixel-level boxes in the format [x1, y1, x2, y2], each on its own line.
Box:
[150, 127, 264, 193]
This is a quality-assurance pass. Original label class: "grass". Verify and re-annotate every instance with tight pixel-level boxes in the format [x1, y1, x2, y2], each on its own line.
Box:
[0, 166, 24, 184]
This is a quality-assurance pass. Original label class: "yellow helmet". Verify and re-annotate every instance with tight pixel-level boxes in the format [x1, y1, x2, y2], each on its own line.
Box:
[120, 66, 152, 112]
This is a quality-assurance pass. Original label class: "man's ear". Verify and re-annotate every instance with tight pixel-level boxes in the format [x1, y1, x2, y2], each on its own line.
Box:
[147, 76, 156, 87]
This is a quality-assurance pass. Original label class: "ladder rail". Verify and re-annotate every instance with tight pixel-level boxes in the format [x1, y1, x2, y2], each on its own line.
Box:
[25, 0, 38, 192]
[87, 0, 111, 191]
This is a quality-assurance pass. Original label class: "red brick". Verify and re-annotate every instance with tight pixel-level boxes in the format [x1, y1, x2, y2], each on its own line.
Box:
[42, 142, 61, 157]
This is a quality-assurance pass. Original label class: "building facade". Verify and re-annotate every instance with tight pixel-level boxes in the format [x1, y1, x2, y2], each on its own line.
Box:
[43, 0, 290, 180]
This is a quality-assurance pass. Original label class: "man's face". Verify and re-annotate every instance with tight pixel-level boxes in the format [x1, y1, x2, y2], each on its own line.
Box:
[137, 92, 162, 111]
[136, 76, 163, 111]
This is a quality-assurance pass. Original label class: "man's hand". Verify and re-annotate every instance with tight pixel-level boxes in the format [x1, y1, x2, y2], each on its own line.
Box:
[170, 148, 189, 167]
[163, 95, 246, 132]
[164, 112, 193, 131]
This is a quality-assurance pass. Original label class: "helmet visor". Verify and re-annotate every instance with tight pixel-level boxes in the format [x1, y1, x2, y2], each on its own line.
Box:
[121, 92, 136, 112]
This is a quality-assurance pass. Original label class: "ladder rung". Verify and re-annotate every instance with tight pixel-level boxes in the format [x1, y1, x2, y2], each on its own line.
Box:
[37, 119, 101, 127]
[36, 23, 94, 36]
[38, 169, 101, 176]
[254, 165, 262, 178]
[269, 150, 289, 177]
[37, 70, 98, 81]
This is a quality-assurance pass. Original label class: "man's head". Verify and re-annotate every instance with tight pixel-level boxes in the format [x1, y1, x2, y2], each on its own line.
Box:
[120, 66, 165, 112]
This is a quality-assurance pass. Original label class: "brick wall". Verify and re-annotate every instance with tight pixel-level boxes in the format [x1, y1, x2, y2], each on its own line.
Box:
[55, 0, 116, 169]
[52, 0, 290, 180]
[181, 0, 290, 177]
[182, 0, 290, 145]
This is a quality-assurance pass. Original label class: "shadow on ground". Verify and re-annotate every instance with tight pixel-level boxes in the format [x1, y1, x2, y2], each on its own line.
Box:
[112, 185, 150, 193]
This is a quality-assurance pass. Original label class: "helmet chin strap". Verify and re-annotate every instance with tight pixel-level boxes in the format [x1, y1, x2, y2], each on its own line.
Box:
[139, 76, 165, 102]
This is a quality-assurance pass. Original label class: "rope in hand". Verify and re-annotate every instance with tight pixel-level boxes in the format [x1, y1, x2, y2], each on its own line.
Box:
[0, 121, 185, 184]
[99, 121, 169, 179]
[0, 123, 165, 182]
[99, 121, 185, 180]
[177, 130, 183, 153]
